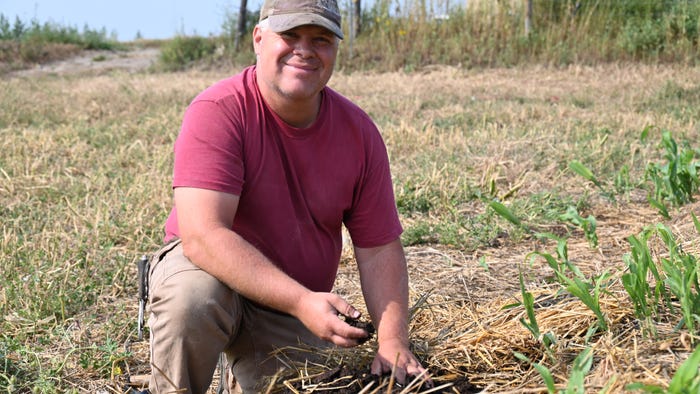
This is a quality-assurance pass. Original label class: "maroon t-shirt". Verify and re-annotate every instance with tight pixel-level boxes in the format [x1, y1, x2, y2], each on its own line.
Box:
[164, 66, 402, 292]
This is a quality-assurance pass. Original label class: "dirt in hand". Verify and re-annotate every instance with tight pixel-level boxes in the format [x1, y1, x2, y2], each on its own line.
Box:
[342, 315, 375, 345]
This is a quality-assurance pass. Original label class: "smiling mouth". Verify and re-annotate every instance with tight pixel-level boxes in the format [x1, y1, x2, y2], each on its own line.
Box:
[285, 60, 318, 71]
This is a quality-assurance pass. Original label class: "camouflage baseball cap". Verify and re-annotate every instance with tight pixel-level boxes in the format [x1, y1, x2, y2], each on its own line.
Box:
[259, 0, 344, 39]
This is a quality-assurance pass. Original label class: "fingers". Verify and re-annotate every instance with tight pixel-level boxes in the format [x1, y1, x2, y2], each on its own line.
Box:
[371, 352, 433, 387]
[329, 294, 361, 319]
[327, 318, 370, 346]
[304, 293, 367, 346]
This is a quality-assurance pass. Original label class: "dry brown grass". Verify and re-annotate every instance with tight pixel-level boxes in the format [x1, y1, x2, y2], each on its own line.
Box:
[2, 62, 700, 393]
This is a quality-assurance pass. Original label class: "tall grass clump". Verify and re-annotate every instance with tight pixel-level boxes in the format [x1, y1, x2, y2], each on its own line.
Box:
[163, 0, 700, 71]
[158, 35, 219, 71]
[336, 0, 700, 71]
[157, 8, 258, 71]
[0, 14, 121, 67]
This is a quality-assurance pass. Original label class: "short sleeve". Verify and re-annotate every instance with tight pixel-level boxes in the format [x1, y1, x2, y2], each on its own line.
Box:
[172, 100, 245, 195]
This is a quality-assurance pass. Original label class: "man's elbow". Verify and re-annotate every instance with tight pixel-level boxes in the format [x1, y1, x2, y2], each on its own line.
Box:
[179, 232, 208, 263]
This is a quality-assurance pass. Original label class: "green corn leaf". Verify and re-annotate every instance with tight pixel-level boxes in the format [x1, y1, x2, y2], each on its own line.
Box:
[566, 347, 594, 392]
[489, 200, 521, 226]
[640, 125, 654, 143]
[514, 352, 557, 394]
[569, 160, 598, 184]
[668, 345, 700, 392]
[519, 269, 540, 339]
[624, 382, 664, 393]
[647, 196, 670, 219]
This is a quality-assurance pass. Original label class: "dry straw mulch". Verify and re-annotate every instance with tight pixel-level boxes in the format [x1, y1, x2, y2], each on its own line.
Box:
[235, 199, 700, 393]
[118, 200, 699, 393]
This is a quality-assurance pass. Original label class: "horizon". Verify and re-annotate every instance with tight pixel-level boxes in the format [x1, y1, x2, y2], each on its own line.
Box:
[1, 0, 265, 42]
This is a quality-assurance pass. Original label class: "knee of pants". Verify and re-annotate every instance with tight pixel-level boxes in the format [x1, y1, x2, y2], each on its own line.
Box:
[150, 267, 241, 337]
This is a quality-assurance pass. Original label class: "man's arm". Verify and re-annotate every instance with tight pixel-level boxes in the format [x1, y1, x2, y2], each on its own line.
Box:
[354, 239, 431, 384]
[174, 186, 368, 346]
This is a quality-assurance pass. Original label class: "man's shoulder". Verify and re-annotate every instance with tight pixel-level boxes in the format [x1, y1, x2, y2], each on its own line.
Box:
[323, 86, 372, 123]
[192, 66, 257, 104]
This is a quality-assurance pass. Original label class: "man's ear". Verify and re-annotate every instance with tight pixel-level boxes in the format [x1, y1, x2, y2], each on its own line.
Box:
[252, 26, 263, 55]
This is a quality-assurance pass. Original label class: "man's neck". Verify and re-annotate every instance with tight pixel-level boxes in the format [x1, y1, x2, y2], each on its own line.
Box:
[258, 81, 322, 129]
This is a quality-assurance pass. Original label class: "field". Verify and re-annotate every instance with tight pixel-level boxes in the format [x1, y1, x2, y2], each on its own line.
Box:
[2, 57, 700, 393]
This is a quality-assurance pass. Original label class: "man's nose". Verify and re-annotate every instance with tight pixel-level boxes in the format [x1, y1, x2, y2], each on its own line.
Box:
[292, 37, 314, 57]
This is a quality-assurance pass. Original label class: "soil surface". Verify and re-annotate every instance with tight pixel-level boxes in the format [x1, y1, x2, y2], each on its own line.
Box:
[5, 47, 160, 78]
[280, 365, 482, 393]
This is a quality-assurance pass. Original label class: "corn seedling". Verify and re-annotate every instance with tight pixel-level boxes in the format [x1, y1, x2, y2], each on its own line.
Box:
[559, 205, 598, 249]
[565, 347, 595, 393]
[569, 160, 616, 203]
[644, 130, 700, 218]
[623, 224, 700, 339]
[489, 200, 529, 232]
[529, 234, 609, 332]
[532, 233, 586, 280]
[693, 212, 700, 234]
[614, 164, 635, 195]
[515, 268, 556, 359]
[621, 230, 667, 336]
[655, 224, 700, 339]
[626, 344, 700, 393]
[513, 351, 557, 394]
[514, 347, 594, 394]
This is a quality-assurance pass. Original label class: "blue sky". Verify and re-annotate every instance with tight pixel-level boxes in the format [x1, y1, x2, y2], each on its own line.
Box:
[1, 0, 264, 41]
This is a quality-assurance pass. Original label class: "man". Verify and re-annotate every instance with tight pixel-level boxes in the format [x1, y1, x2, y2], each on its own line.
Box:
[147, 0, 430, 392]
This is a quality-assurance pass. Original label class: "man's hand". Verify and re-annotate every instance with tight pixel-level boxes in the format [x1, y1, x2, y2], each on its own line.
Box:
[371, 337, 432, 386]
[354, 240, 432, 387]
[293, 292, 370, 347]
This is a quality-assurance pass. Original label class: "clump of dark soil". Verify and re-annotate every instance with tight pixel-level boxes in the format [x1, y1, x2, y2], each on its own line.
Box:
[342, 315, 375, 344]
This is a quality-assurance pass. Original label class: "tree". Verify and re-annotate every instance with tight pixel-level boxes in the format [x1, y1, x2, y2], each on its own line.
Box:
[524, 0, 533, 35]
[353, 0, 361, 36]
[13, 15, 25, 39]
[235, 0, 248, 51]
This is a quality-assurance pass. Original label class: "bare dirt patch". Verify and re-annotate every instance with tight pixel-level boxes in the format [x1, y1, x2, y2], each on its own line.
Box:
[4, 47, 160, 78]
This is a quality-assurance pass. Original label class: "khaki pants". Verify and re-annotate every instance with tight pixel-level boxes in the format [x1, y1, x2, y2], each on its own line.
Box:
[148, 239, 330, 394]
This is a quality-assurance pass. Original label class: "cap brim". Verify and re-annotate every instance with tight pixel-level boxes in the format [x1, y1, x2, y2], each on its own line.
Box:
[267, 13, 344, 39]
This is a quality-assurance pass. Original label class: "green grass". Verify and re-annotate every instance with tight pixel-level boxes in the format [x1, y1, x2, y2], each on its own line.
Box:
[2, 60, 700, 392]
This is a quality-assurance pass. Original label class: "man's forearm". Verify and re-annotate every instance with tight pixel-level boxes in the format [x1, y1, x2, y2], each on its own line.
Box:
[181, 226, 311, 315]
[356, 240, 410, 344]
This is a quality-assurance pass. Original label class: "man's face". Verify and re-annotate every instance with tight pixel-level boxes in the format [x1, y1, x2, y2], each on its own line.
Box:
[253, 23, 339, 104]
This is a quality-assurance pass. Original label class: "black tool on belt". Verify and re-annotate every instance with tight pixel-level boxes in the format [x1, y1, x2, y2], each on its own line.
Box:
[137, 255, 150, 341]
